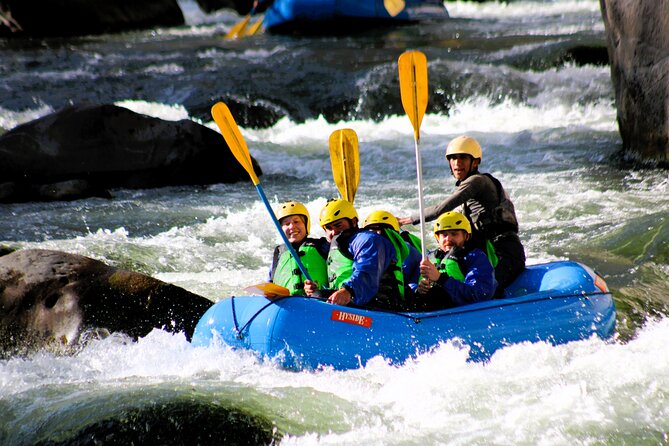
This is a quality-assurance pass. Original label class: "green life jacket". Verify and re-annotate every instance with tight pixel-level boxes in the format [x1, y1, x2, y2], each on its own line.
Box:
[400, 230, 422, 253]
[485, 239, 499, 268]
[327, 229, 403, 308]
[327, 234, 354, 290]
[271, 238, 328, 295]
[429, 241, 497, 283]
[429, 247, 467, 282]
[380, 228, 408, 300]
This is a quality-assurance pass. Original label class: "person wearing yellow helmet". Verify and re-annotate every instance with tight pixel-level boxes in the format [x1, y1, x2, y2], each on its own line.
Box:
[398, 135, 525, 294]
[269, 201, 329, 295]
[303, 199, 405, 309]
[415, 211, 497, 310]
[363, 210, 422, 298]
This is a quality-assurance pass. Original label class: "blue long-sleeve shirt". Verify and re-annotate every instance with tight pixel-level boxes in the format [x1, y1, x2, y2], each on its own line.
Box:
[342, 231, 396, 305]
[436, 248, 497, 306]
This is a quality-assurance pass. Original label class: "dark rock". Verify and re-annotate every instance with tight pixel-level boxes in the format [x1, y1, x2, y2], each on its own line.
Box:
[41, 397, 280, 446]
[194, 0, 252, 14]
[38, 179, 112, 201]
[562, 45, 610, 67]
[0, 246, 16, 257]
[0, 249, 214, 358]
[0, 0, 184, 38]
[600, 0, 669, 164]
[0, 103, 262, 202]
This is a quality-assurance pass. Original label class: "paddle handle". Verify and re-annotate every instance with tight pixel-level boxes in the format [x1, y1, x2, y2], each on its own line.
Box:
[413, 139, 428, 259]
[254, 184, 312, 282]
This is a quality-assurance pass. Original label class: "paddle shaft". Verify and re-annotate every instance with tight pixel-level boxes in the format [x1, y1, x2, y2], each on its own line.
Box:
[413, 138, 427, 259]
[254, 184, 312, 282]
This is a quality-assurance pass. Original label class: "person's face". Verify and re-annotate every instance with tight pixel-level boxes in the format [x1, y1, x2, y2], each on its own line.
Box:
[436, 229, 469, 251]
[365, 224, 384, 236]
[448, 154, 479, 181]
[280, 215, 307, 243]
[323, 218, 352, 241]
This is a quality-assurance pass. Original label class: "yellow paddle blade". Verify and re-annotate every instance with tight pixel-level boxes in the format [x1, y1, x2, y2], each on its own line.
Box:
[244, 15, 264, 36]
[329, 128, 360, 203]
[225, 14, 251, 40]
[211, 102, 260, 185]
[398, 51, 429, 141]
[384, 0, 406, 17]
[244, 282, 291, 298]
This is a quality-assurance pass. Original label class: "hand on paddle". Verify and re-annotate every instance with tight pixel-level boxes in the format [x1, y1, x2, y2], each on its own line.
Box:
[304, 279, 318, 296]
[417, 258, 439, 294]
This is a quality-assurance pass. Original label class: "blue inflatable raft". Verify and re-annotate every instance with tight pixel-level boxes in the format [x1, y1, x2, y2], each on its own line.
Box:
[261, 0, 449, 34]
[192, 261, 616, 370]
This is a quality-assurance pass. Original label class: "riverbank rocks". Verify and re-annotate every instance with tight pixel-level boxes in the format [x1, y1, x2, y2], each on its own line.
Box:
[195, 0, 251, 14]
[0, 249, 214, 358]
[0, 103, 262, 203]
[0, 0, 184, 38]
[600, 0, 669, 164]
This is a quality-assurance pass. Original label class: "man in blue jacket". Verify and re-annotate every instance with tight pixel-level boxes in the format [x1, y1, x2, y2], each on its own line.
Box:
[304, 199, 404, 310]
[416, 211, 497, 310]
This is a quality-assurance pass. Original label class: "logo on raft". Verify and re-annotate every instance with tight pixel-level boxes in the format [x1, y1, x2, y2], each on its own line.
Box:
[331, 310, 373, 328]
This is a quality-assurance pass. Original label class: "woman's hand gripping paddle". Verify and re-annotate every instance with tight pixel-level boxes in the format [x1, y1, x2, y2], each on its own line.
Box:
[398, 50, 429, 259]
[211, 102, 312, 293]
[328, 128, 360, 203]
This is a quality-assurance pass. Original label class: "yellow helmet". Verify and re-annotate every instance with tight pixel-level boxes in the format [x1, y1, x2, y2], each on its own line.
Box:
[319, 198, 358, 228]
[445, 135, 483, 160]
[277, 201, 310, 234]
[363, 210, 400, 232]
[433, 211, 472, 240]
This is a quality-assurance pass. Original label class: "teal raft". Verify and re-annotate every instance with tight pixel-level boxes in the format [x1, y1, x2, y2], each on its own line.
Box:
[261, 0, 449, 34]
[191, 261, 616, 370]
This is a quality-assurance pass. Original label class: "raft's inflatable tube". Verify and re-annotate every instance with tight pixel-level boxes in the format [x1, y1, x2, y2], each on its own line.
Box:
[262, 0, 449, 33]
[192, 261, 616, 370]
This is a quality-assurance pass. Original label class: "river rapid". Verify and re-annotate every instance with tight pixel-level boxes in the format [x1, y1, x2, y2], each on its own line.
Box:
[1, 0, 669, 444]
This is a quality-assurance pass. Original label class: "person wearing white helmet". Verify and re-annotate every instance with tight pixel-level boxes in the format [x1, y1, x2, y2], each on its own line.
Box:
[303, 199, 405, 309]
[398, 135, 525, 293]
[416, 211, 497, 309]
[269, 201, 329, 295]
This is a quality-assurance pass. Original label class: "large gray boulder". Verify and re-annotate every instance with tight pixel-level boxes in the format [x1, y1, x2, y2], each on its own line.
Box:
[0, 249, 214, 358]
[0, 103, 261, 202]
[600, 0, 669, 164]
[0, 0, 184, 37]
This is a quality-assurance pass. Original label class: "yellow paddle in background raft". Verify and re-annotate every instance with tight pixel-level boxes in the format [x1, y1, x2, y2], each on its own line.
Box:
[225, 6, 264, 39]
[384, 0, 406, 17]
[211, 102, 312, 292]
[398, 50, 429, 258]
[225, 14, 251, 39]
[244, 16, 264, 36]
[328, 128, 360, 203]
